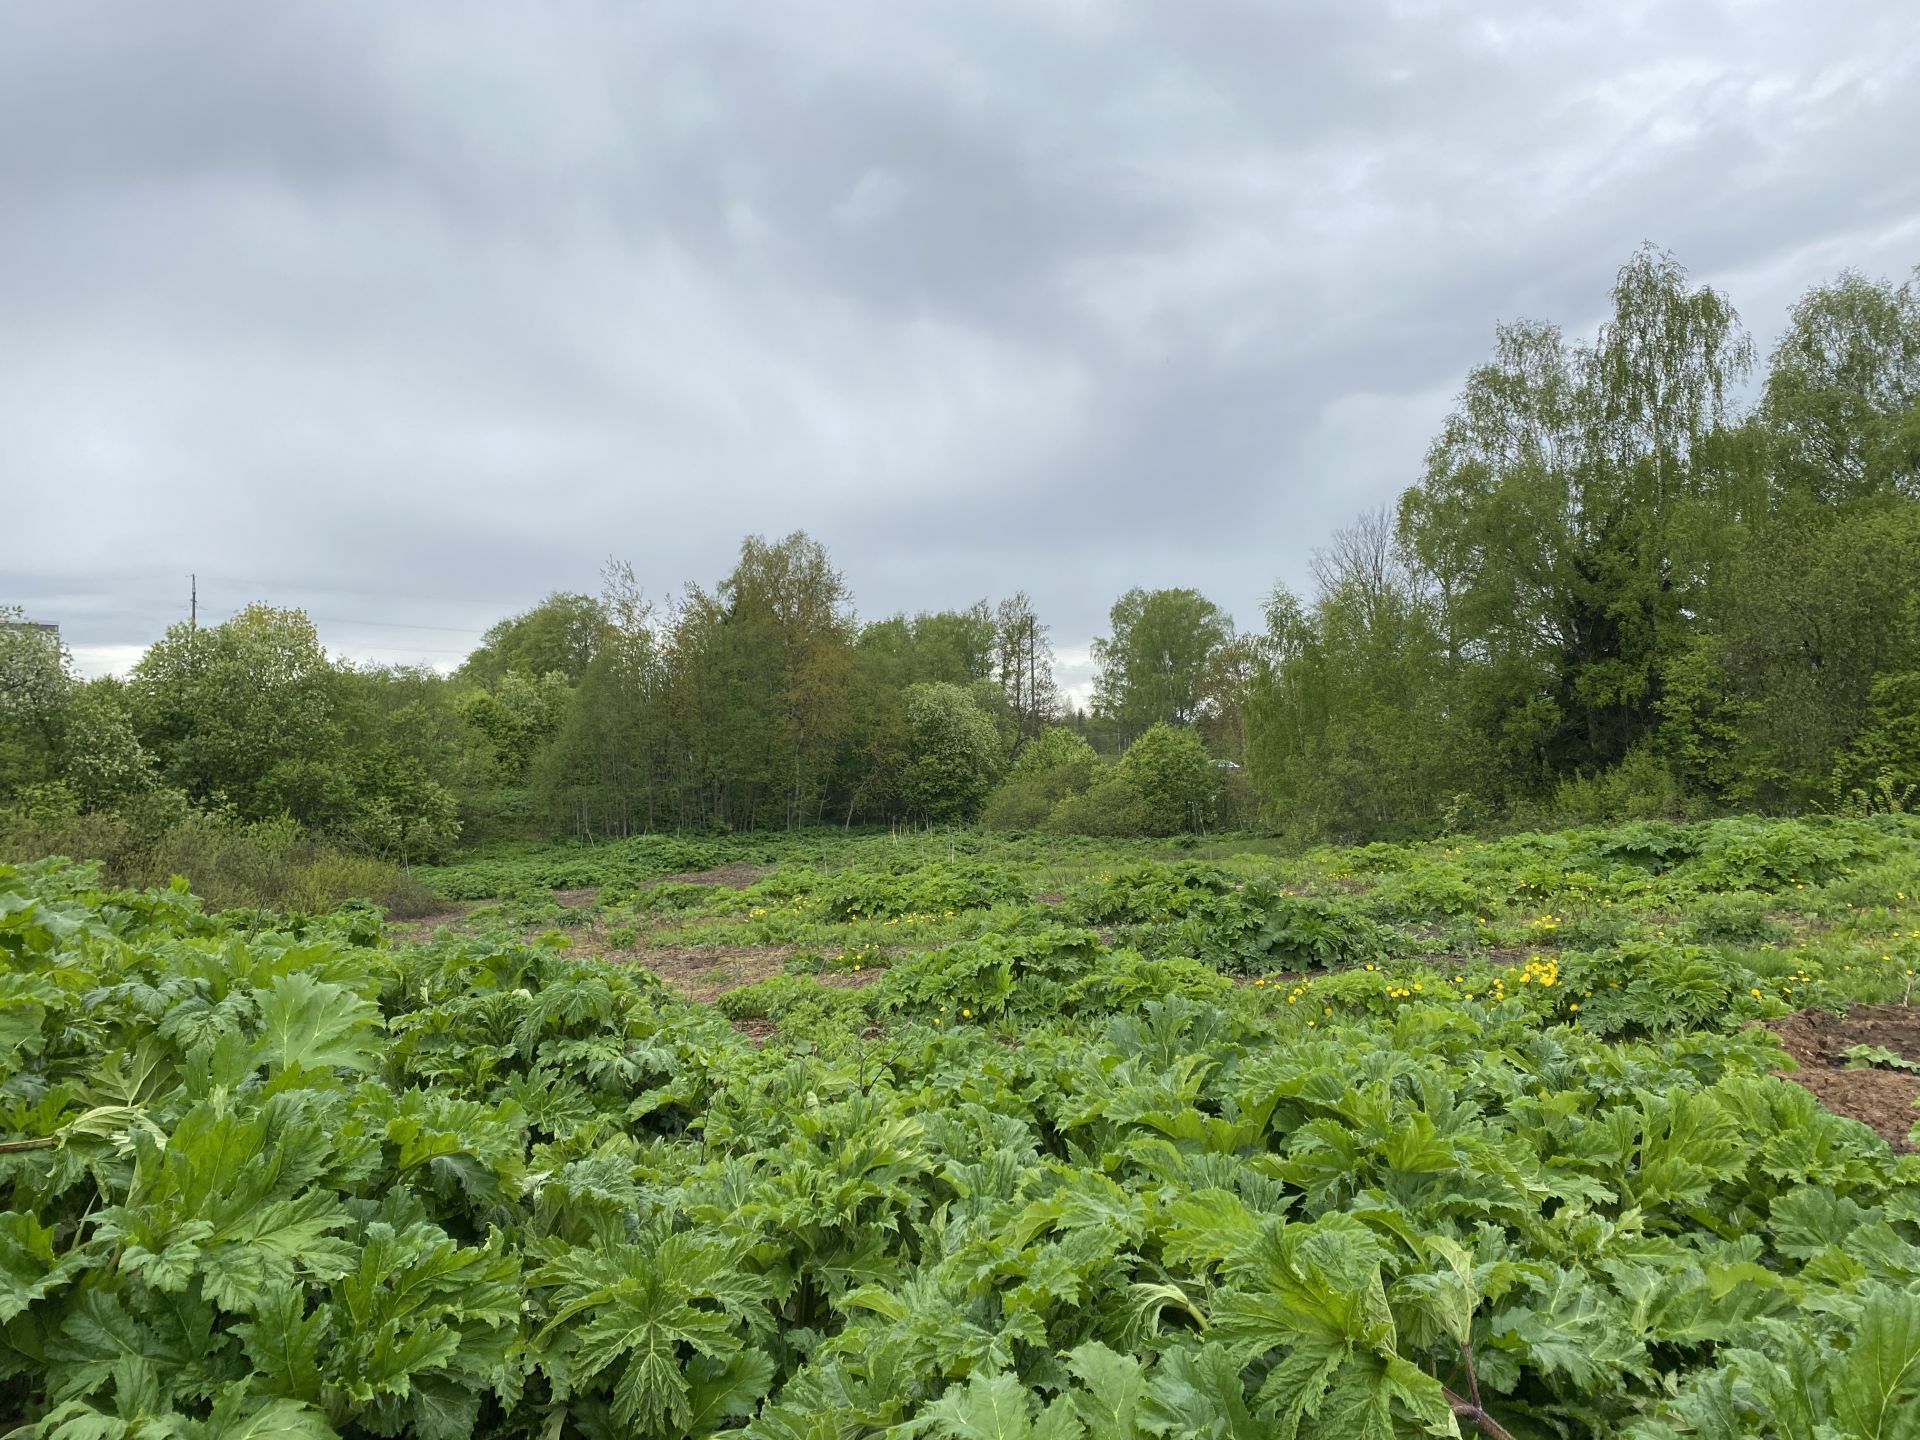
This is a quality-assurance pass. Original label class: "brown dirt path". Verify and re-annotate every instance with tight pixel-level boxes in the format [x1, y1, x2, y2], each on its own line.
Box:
[1766, 1004, 1920, 1151]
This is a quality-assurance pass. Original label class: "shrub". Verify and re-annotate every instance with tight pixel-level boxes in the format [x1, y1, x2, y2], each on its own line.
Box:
[1550, 745, 1693, 825]
[1063, 951, 1234, 1013]
[1047, 773, 1149, 837]
[1564, 939, 1768, 1036]
[982, 728, 1098, 831]
[979, 776, 1056, 831]
[716, 973, 869, 1028]
[1118, 723, 1217, 835]
[1686, 892, 1785, 944]
[902, 682, 1005, 823]
[0, 802, 436, 916]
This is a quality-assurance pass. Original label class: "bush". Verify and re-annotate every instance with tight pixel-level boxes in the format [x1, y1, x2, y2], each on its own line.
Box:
[0, 802, 436, 917]
[902, 682, 1005, 823]
[1564, 940, 1769, 1036]
[980, 775, 1056, 831]
[982, 728, 1098, 831]
[1047, 773, 1149, 836]
[875, 927, 1104, 1021]
[715, 973, 871, 1042]
[1550, 746, 1693, 825]
[1118, 724, 1218, 835]
[1686, 892, 1785, 944]
[1063, 951, 1234, 1013]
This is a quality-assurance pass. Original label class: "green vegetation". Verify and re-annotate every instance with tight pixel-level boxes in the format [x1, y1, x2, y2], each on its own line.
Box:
[6, 815, 1920, 1437]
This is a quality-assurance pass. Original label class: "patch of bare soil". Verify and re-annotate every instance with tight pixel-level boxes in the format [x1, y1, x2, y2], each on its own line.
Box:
[625, 944, 795, 1002]
[387, 901, 484, 943]
[815, 968, 885, 991]
[553, 887, 601, 908]
[646, 863, 772, 890]
[1766, 1004, 1920, 1151]
[730, 1018, 778, 1045]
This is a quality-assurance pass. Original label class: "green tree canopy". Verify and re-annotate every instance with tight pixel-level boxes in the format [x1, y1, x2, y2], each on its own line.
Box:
[901, 681, 1003, 823]
[1762, 267, 1920, 503]
[1118, 722, 1217, 835]
[1090, 587, 1232, 741]
[1398, 244, 1757, 785]
[459, 592, 609, 686]
[131, 605, 345, 825]
[670, 532, 858, 830]
[0, 609, 73, 801]
[857, 605, 996, 691]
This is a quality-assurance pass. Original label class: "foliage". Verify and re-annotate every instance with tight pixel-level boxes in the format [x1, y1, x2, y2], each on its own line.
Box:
[815, 860, 1028, 921]
[0, 806, 437, 916]
[1090, 587, 1234, 742]
[981, 728, 1098, 832]
[1046, 773, 1149, 838]
[4, 811, 1920, 1438]
[902, 682, 1005, 824]
[1117, 723, 1218, 836]
[1069, 860, 1236, 925]
[873, 926, 1106, 1020]
[458, 591, 610, 687]
[1177, 879, 1394, 973]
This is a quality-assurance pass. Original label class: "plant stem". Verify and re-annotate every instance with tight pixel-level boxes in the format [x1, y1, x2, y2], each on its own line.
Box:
[1445, 1340, 1516, 1440]
[1445, 1389, 1518, 1440]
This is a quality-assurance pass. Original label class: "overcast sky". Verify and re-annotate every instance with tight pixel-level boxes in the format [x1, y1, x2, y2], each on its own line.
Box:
[7, 1, 1919, 701]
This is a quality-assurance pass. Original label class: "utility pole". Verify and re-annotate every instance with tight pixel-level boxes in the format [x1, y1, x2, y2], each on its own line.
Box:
[189, 574, 197, 632]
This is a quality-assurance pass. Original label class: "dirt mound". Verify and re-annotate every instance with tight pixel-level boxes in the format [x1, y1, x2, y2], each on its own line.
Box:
[1766, 1004, 1920, 1151]
[647, 863, 772, 890]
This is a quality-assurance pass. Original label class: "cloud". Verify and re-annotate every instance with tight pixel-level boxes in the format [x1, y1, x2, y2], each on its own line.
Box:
[6, 0, 1918, 682]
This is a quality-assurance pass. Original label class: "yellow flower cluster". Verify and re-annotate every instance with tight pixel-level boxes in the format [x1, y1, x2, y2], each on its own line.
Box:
[1514, 955, 1559, 987]
[863, 909, 959, 926]
[1252, 976, 1315, 1006]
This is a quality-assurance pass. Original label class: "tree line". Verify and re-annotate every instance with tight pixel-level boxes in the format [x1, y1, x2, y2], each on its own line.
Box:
[0, 551, 1233, 857]
[3, 245, 1916, 856]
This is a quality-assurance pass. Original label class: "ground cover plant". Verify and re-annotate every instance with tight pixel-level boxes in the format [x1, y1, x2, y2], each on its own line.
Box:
[5, 814, 1920, 1437]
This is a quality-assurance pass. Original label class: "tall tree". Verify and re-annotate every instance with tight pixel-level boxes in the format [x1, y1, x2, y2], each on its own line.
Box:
[130, 605, 346, 824]
[1246, 511, 1477, 838]
[1762, 267, 1920, 503]
[1717, 498, 1920, 805]
[535, 563, 671, 838]
[1089, 587, 1231, 742]
[1399, 245, 1755, 785]
[992, 593, 1060, 749]
[669, 533, 857, 830]
[0, 609, 72, 801]
[858, 605, 996, 691]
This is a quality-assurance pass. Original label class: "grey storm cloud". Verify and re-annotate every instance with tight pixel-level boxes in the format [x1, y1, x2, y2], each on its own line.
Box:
[5, 0, 1920, 697]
